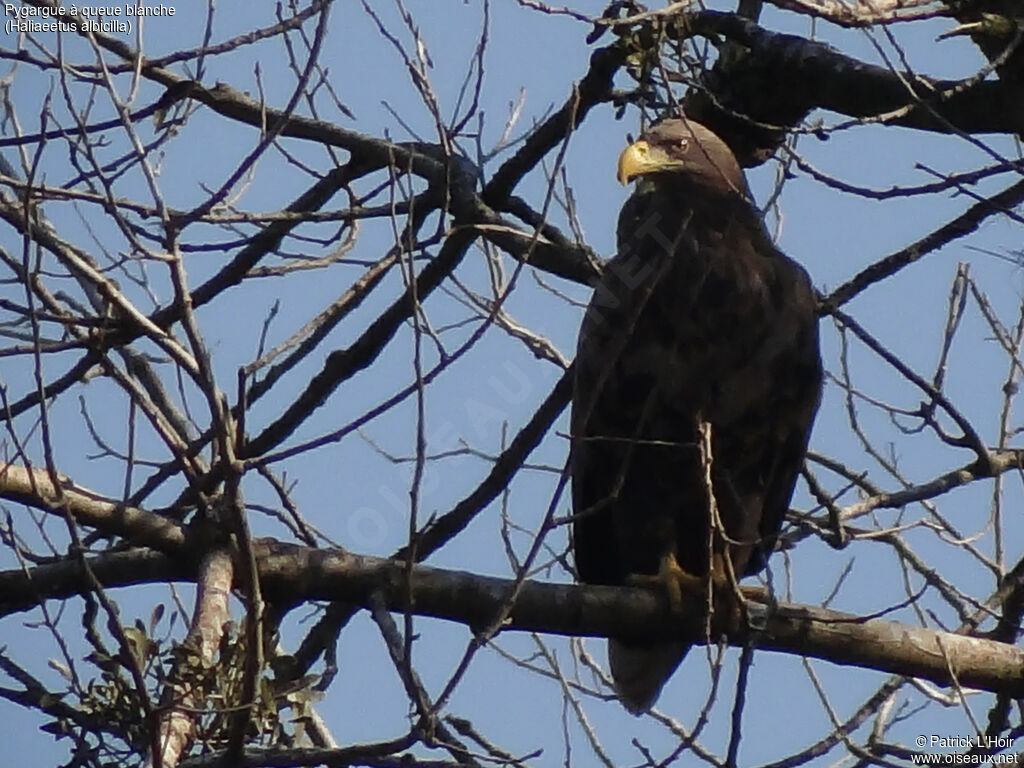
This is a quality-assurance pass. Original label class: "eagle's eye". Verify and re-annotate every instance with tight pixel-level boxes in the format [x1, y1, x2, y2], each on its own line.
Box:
[678, 138, 690, 152]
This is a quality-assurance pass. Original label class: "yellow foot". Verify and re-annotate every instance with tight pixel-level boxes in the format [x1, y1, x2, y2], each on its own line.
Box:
[627, 552, 704, 614]
[627, 552, 773, 627]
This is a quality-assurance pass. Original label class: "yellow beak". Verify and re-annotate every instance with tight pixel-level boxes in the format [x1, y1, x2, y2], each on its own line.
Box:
[617, 139, 686, 185]
[616, 140, 652, 185]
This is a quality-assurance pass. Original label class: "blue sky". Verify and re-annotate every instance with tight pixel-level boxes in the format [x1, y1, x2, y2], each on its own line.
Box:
[2, 1, 1023, 765]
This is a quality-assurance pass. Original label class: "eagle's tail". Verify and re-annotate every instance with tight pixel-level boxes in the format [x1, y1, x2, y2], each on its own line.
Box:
[608, 639, 689, 714]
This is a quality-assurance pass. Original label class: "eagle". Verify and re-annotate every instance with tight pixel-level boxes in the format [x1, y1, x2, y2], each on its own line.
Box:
[571, 119, 822, 714]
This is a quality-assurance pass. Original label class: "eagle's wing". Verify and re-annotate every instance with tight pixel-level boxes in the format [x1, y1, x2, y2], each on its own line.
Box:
[742, 255, 822, 576]
[571, 224, 696, 715]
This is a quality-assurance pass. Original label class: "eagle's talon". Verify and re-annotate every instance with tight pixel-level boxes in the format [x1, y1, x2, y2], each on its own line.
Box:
[627, 552, 703, 615]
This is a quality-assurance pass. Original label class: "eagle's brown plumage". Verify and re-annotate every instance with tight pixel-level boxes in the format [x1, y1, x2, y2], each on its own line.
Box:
[571, 119, 822, 713]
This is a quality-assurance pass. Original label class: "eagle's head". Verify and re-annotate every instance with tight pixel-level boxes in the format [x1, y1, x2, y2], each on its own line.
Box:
[617, 119, 748, 199]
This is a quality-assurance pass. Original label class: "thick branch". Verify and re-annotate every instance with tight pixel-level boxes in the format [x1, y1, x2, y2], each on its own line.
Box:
[5, 541, 1023, 699]
[681, 10, 1024, 133]
[673, 10, 1024, 164]
[0, 463, 187, 554]
[147, 547, 234, 768]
